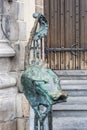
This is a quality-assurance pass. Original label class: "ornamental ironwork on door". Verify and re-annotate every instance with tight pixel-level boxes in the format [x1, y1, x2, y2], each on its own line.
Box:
[44, 0, 87, 70]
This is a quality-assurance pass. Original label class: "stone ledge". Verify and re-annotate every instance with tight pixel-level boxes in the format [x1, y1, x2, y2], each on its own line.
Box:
[0, 73, 17, 89]
[61, 84, 87, 90]
[60, 79, 87, 85]
[0, 43, 15, 57]
[0, 87, 17, 98]
[53, 96, 87, 111]
[53, 117, 87, 130]
[54, 70, 87, 76]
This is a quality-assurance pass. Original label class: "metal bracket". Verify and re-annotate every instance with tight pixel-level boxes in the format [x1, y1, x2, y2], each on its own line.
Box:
[45, 44, 87, 56]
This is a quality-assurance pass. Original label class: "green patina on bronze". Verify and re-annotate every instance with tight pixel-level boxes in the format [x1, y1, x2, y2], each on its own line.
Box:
[21, 13, 67, 130]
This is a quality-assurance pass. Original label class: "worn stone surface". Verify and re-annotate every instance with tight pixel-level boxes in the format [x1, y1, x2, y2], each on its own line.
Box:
[0, 90, 29, 120]
[0, 119, 17, 130]
[16, 0, 24, 3]
[53, 110, 87, 118]
[0, 93, 29, 129]
[16, 94, 29, 118]
[0, 58, 12, 72]
[62, 84, 87, 90]
[17, 2, 24, 21]
[53, 117, 87, 130]
[11, 42, 26, 71]
[61, 83, 87, 96]
[8, 71, 24, 92]
[35, 0, 43, 13]
[3, 1, 18, 19]
[35, 0, 43, 5]
[53, 96, 87, 110]
[0, 26, 5, 40]
[54, 70, 87, 76]
[17, 71, 24, 92]
[64, 90, 87, 97]
[0, 87, 17, 98]
[10, 43, 20, 71]
[0, 0, 28, 130]
[18, 22, 26, 41]
[0, 1, 19, 41]
[0, 96, 16, 122]
[0, 73, 16, 89]
[17, 118, 29, 130]
[0, 43, 15, 57]
[8, 20, 19, 41]
[60, 80, 87, 85]
[35, 6, 43, 13]
[19, 42, 26, 70]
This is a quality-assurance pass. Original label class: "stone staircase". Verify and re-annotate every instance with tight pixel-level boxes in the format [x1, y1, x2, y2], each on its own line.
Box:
[53, 71, 87, 130]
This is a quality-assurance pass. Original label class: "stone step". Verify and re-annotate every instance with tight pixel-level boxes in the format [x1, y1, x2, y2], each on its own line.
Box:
[62, 84, 87, 96]
[0, 43, 15, 57]
[53, 109, 87, 117]
[54, 70, 87, 76]
[59, 76, 87, 80]
[53, 97, 87, 111]
[61, 84, 87, 90]
[60, 80, 87, 85]
[53, 97, 87, 118]
[54, 70, 87, 80]
[60, 79, 87, 96]
[53, 117, 87, 130]
[61, 81, 87, 96]
[0, 73, 16, 89]
[63, 90, 87, 96]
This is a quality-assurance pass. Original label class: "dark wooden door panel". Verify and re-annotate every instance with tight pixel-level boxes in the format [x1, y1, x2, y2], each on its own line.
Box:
[44, 0, 87, 70]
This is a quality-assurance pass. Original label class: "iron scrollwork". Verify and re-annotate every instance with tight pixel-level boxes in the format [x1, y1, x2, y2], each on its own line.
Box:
[21, 13, 67, 130]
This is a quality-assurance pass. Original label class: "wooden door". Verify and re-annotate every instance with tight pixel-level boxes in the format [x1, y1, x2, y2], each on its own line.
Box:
[44, 0, 87, 70]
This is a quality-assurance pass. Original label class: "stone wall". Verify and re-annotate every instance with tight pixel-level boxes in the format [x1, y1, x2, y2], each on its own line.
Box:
[0, 0, 30, 130]
[35, 0, 44, 14]
[0, 0, 45, 130]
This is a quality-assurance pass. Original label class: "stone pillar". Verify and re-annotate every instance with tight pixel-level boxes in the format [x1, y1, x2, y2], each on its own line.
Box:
[24, 0, 35, 39]
[13, 0, 30, 129]
[35, 0, 44, 14]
